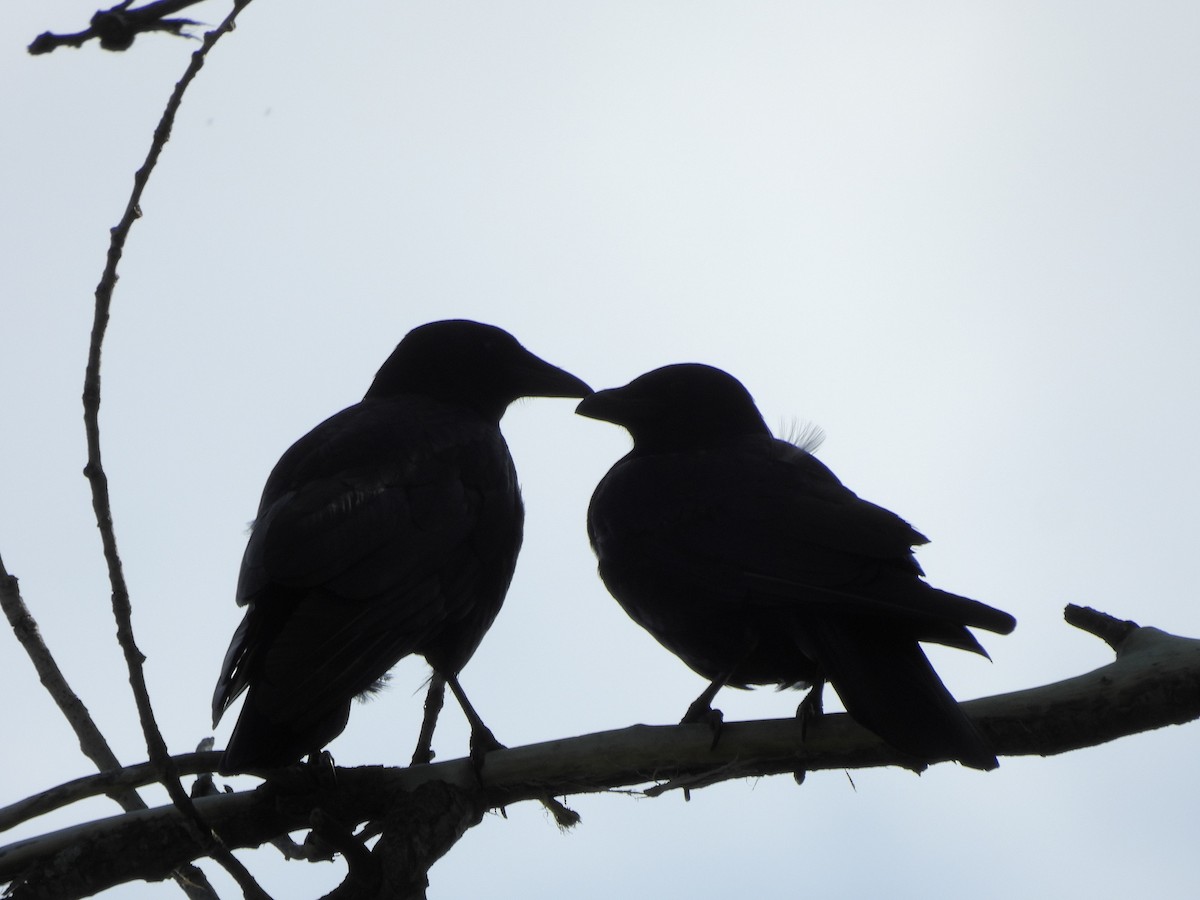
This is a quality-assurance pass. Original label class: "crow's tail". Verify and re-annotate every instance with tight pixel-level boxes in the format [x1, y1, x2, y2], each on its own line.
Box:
[797, 617, 998, 771]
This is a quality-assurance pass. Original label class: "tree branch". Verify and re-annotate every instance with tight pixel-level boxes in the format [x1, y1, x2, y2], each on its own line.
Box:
[0, 558, 140, 800]
[72, 2, 265, 897]
[3, 608, 1197, 898]
[28, 0, 209, 55]
[0, 559, 219, 900]
[1063, 603, 1139, 651]
[0, 752, 222, 836]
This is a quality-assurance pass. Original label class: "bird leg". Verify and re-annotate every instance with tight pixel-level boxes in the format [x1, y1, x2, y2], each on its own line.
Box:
[410, 673, 447, 766]
[793, 679, 826, 786]
[301, 749, 339, 789]
[445, 672, 504, 774]
[796, 679, 826, 740]
[443, 672, 580, 826]
[680, 673, 732, 749]
[679, 638, 759, 748]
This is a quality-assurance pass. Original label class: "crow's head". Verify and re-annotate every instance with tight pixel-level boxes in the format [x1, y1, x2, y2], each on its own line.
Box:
[577, 363, 770, 451]
[367, 319, 592, 421]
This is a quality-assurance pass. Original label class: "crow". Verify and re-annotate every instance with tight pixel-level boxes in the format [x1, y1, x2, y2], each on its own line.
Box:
[577, 363, 1015, 770]
[212, 320, 591, 773]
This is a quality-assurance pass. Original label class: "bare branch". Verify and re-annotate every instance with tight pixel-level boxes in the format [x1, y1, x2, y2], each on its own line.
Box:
[1064, 602, 1139, 651]
[28, 0, 208, 55]
[0, 560, 220, 899]
[73, 1, 265, 897]
[0, 558, 130, 788]
[0, 752, 222, 836]
[3, 609, 1197, 898]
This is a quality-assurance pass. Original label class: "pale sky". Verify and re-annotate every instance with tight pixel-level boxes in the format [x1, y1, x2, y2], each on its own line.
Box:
[3, 2, 1198, 898]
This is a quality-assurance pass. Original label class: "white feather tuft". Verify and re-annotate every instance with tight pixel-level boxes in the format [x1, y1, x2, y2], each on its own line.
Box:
[779, 418, 826, 454]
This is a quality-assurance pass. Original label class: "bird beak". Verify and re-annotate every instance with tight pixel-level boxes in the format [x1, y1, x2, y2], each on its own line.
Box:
[575, 386, 648, 425]
[517, 354, 593, 399]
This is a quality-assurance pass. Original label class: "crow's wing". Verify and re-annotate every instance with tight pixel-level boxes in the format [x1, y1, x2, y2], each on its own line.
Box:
[214, 396, 521, 728]
[590, 435, 1013, 639]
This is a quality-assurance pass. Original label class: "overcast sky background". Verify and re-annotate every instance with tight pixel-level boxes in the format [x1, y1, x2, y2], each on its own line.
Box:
[3, 1, 1199, 897]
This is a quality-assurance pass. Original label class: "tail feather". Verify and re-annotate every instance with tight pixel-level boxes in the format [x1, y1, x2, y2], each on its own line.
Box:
[219, 691, 351, 774]
[212, 614, 255, 728]
[799, 618, 998, 771]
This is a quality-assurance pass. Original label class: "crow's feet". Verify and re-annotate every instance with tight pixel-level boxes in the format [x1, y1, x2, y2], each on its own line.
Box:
[793, 682, 825, 784]
[796, 680, 825, 740]
[467, 724, 505, 783]
[680, 700, 725, 749]
[410, 674, 447, 766]
[302, 750, 339, 791]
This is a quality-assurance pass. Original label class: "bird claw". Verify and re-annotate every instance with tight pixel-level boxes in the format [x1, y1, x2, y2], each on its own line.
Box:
[796, 682, 825, 741]
[410, 743, 436, 766]
[300, 750, 339, 791]
[468, 725, 505, 782]
[680, 703, 725, 749]
[410, 674, 447, 767]
[793, 683, 825, 784]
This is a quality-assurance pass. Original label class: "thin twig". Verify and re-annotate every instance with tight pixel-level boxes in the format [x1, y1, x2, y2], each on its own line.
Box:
[0, 556, 220, 898]
[1, 556, 133, 787]
[0, 751, 223, 835]
[80, 2, 268, 898]
[1064, 603, 1139, 651]
[28, 0, 208, 55]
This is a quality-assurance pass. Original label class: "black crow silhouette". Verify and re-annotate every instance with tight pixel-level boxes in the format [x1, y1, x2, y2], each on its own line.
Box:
[578, 363, 1014, 770]
[213, 320, 590, 772]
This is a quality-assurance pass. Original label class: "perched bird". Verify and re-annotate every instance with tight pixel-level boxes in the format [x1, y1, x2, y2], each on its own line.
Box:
[212, 320, 591, 773]
[577, 364, 1015, 770]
